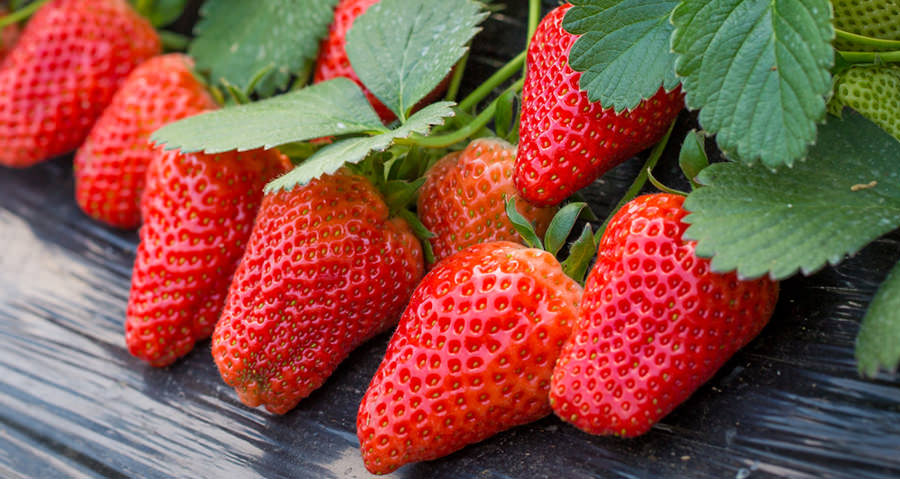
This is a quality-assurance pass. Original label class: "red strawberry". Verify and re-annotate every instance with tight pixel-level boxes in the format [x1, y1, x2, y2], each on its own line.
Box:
[418, 138, 558, 264]
[0, 0, 159, 168]
[357, 241, 582, 474]
[0, 8, 20, 61]
[125, 148, 291, 367]
[74, 54, 218, 229]
[514, 4, 684, 207]
[549, 194, 779, 437]
[212, 171, 424, 414]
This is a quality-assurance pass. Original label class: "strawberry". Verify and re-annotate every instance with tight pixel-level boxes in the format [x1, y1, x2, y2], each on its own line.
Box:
[212, 171, 424, 414]
[0, 7, 20, 61]
[418, 138, 558, 264]
[514, 4, 684, 207]
[357, 241, 582, 474]
[0, 0, 159, 168]
[74, 54, 218, 229]
[549, 194, 779, 437]
[832, 0, 900, 50]
[125, 147, 291, 367]
[828, 65, 900, 140]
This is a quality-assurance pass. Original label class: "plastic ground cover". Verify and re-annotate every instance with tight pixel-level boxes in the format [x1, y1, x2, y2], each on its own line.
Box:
[0, 2, 899, 478]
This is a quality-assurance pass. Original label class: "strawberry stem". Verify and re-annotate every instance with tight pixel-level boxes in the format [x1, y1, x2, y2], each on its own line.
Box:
[646, 167, 688, 196]
[839, 50, 900, 63]
[401, 78, 525, 148]
[159, 30, 190, 52]
[445, 52, 470, 102]
[0, 0, 48, 28]
[527, 0, 540, 48]
[457, 50, 526, 112]
[835, 28, 900, 50]
[593, 119, 677, 243]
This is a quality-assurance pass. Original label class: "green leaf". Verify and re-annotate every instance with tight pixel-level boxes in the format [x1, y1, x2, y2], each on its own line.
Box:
[670, 0, 834, 168]
[494, 89, 516, 140]
[265, 102, 454, 192]
[561, 223, 597, 285]
[544, 202, 587, 257]
[678, 130, 708, 189]
[856, 258, 900, 377]
[189, 0, 338, 97]
[345, 0, 487, 120]
[398, 209, 435, 265]
[134, 0, 187, 27]
[683, 111, 900, 280]
[152, 79, 386, 153]
[505, 198, 543, 250]
[564, 0, 680, 111]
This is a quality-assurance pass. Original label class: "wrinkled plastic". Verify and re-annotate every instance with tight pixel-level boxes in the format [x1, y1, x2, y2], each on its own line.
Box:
[1, 2, 899, 478]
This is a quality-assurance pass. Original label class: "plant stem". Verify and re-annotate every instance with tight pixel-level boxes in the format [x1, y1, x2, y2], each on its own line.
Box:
[593, 120, 677, 243]
[527, 0, 540, 48]
[0, 0, 49, 28]
[159, 30, 190, 52]
[457, 50, 526, 112]
[839, 50, 900, 63]
[401, 78, 524, 149]
[835, 28, 900, 50]
[445, 52, 469, 103]
[646, 167, 688, 196]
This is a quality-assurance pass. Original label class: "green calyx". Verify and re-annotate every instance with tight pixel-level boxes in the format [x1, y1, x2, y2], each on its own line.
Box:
[506, 198, 597, 284]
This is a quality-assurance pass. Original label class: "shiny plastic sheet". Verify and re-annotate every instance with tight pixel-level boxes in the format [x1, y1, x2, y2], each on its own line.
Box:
[1, 3, 899, 478]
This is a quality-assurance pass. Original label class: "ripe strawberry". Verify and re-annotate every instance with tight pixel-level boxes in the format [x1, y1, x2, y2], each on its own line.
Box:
[0, 0, 159, 168]
[357, 241, 582, 474]
[126, 148, 291, 367]
[514, 4, 684, 207]
[418, 138, 558, 264]
[212, 171, 424, 414]
[833, 0, 900, 50]
[0, 8, 20, 61]
[549, 194, 779, 437]
[828, 65, 900, 140]
[74, 54, 218, 229]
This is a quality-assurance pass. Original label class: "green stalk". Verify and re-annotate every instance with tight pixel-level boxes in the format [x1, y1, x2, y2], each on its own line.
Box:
[0, 0, 49, 28]
[445, 52, 469, 103]
[593, 120, 677, 243]
[526, 0, 540, 48]
[159, 30, 190, 52]
[401, 78, 524, 149]
[839, 50, 900, 63]
[457, 50, 526, 112]
[835, 28, 900, 50]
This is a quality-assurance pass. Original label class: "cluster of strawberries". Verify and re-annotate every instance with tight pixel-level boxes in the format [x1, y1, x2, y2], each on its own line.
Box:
[0, 0, 780, 474]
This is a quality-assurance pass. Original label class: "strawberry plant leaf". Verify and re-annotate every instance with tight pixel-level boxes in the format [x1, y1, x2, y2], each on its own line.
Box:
[505, 198, 543, 250]
[345, 0, 487, 120]
[683, 111, 900, 280]
[189, 0, 338, 97]
[265, 102, 454, 192]
[561, 223, 597, 285]
[152, 79, 385, 154]
[133, 0, 187, 27]
[856, 258, 900, 377]
[564, 0, 680, 112]
[671, 0, 834, 168]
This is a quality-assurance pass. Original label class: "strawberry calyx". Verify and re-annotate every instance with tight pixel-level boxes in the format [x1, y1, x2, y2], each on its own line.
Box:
[505, 197, 596, 284]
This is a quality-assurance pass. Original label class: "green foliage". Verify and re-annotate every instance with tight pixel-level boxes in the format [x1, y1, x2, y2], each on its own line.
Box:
[856, 258, 900, 377]
[683, 111, 900, 280]
[190, 0, 337, 97]
[678, 130, 708, 189]
[564, 0, 680, 111]
[671, 0, 834, 168]
[345, 0, 487, 120]
[561, 224, 597, 285]
[152, 79, 386, 153]
[544, 203, 588, 257]
[505, 198, 544, 250]
[265, 102, 455, 192]
[133, 0, 187, 27]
